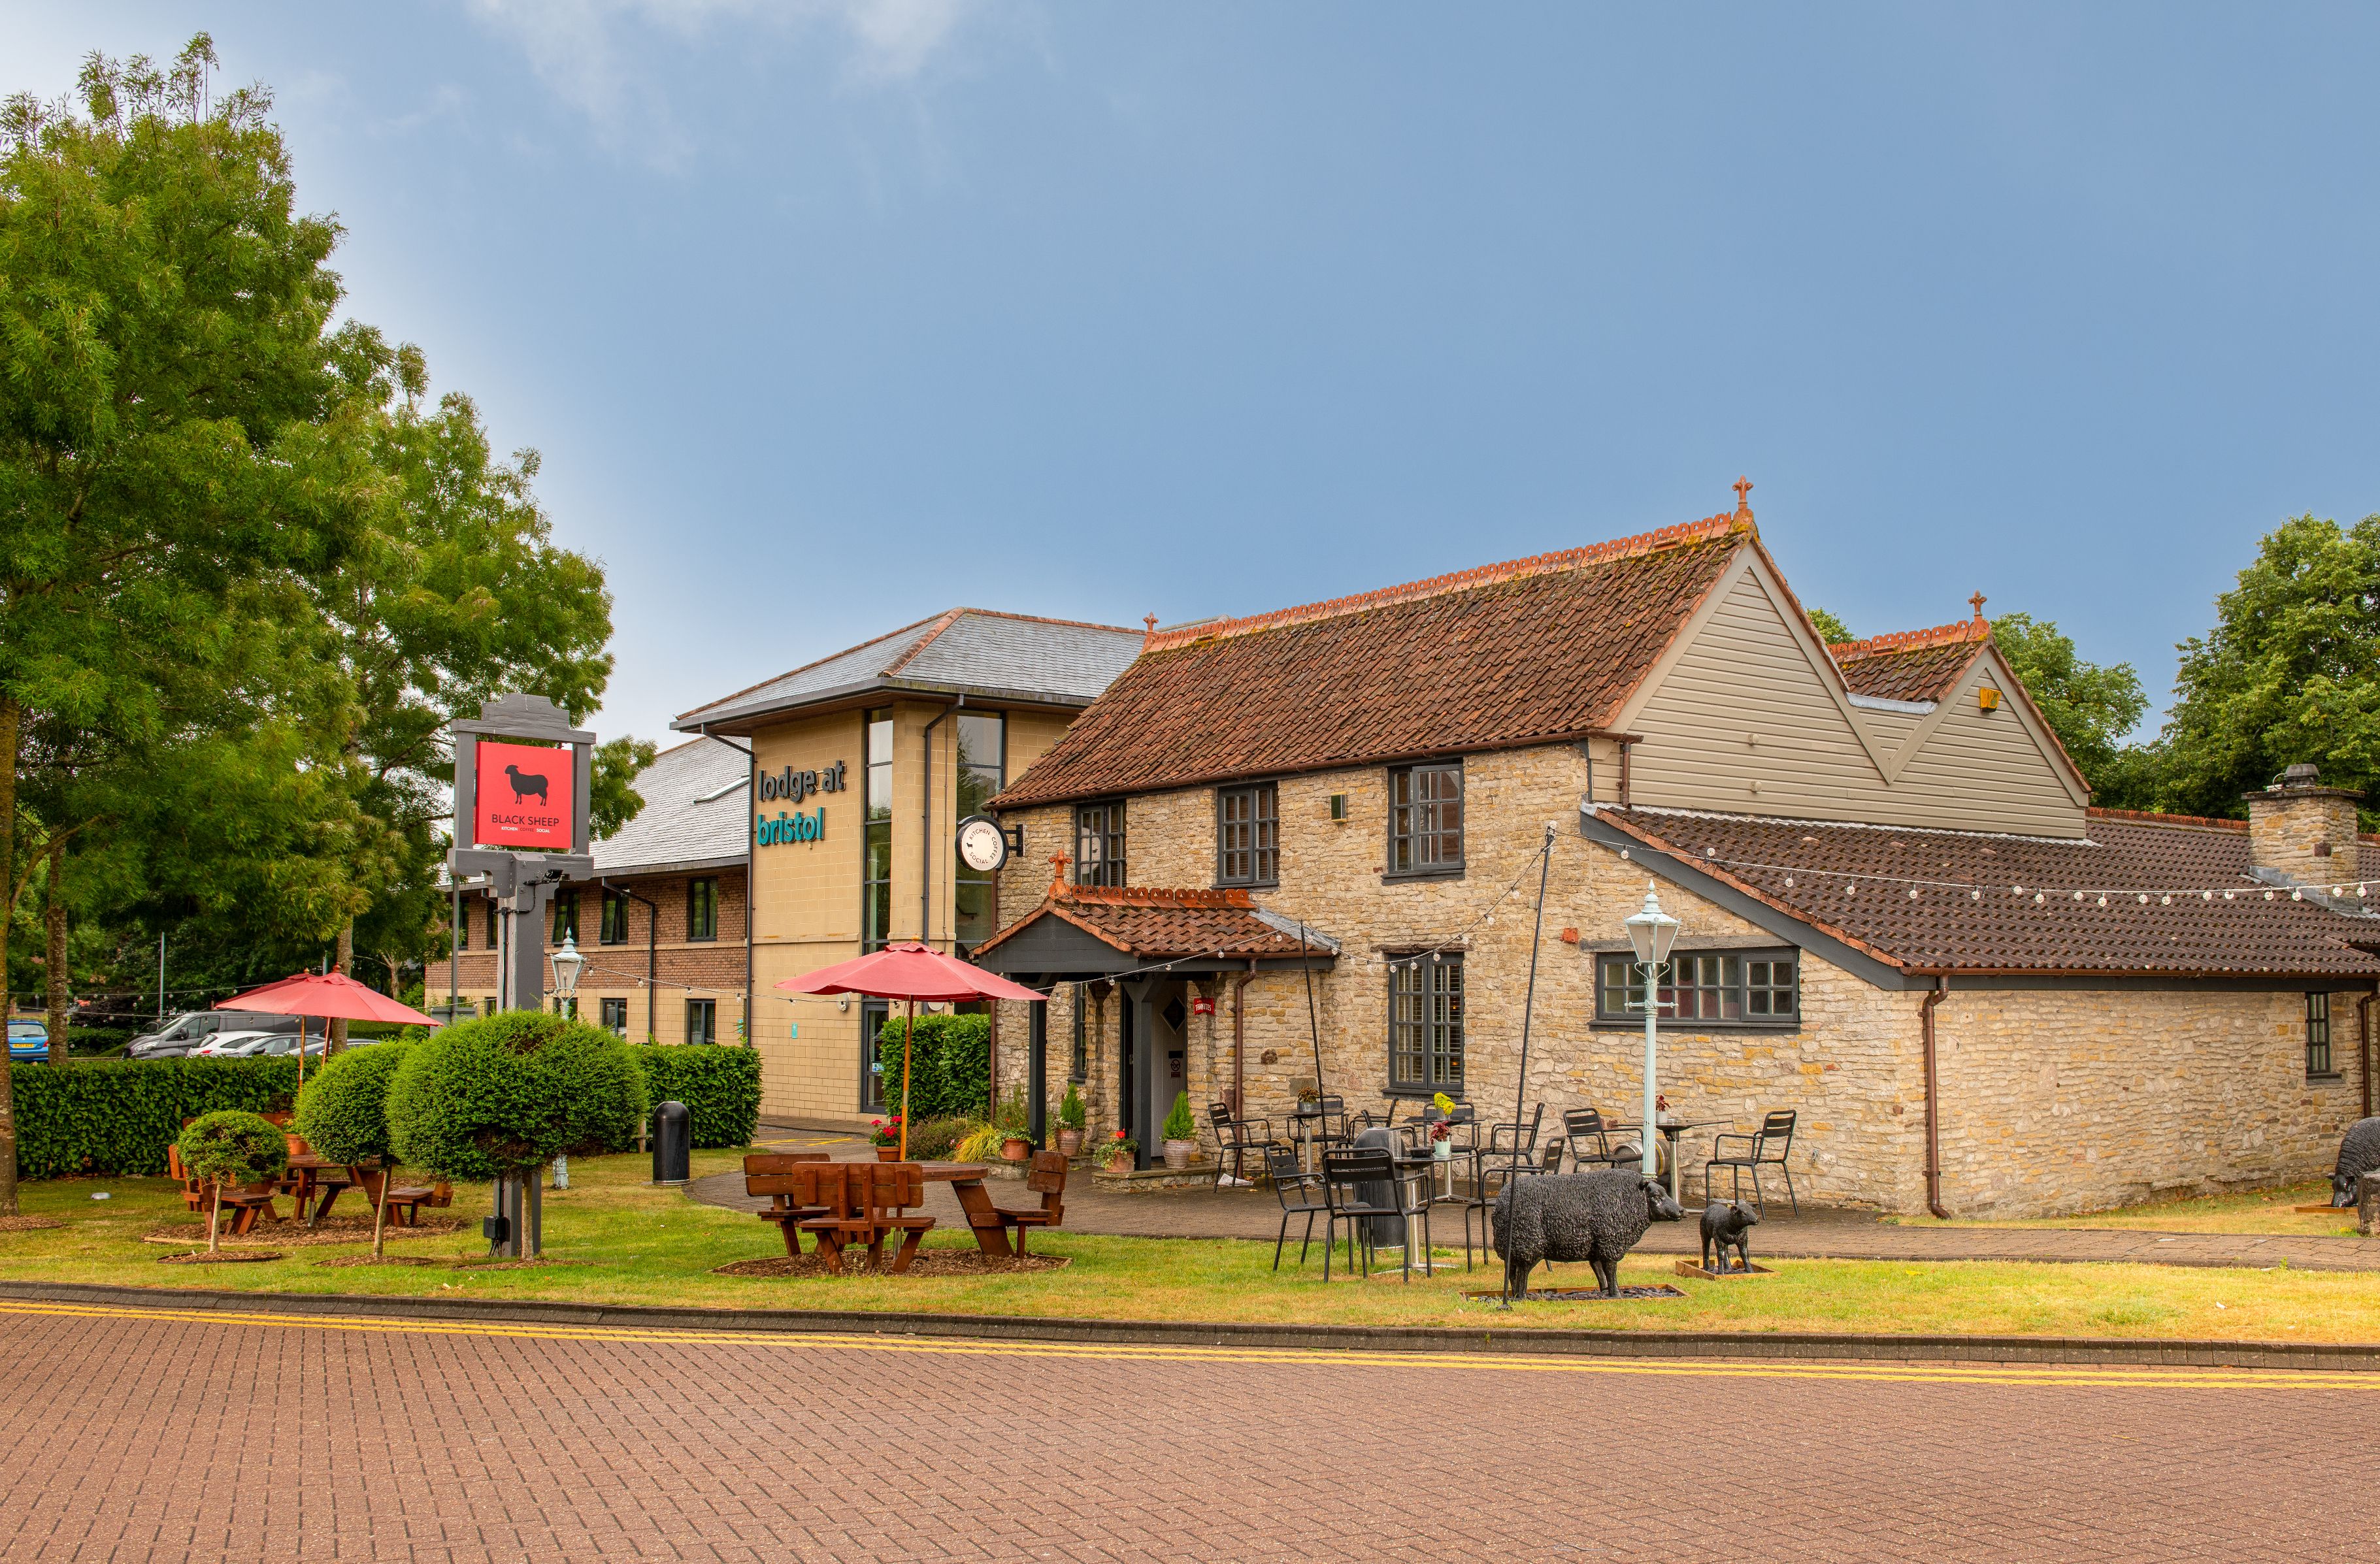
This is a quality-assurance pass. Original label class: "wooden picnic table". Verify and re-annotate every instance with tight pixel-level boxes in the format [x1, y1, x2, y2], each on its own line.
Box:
[284, 1154, 371, 1228]
[914, 1162, 1018, 1259]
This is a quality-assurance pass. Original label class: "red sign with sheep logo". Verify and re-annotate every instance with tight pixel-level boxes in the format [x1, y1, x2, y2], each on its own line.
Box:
[472, 740, 574, 848]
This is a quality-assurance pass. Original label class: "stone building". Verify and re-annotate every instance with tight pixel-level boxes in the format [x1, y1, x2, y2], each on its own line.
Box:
[976, 493, 2380, 1217]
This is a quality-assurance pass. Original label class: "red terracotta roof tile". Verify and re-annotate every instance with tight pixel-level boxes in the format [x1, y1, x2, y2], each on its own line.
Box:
[1597, 806, 2380, 979]
[993, 510, 1753, 807]
[972, 883, 1326, 962]
[1832, 619, 1990, 704]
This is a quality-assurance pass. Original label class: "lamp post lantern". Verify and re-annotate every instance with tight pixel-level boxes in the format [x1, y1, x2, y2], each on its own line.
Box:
[550, 933, 585, 1010]
[1623, 883, 1680, 1179]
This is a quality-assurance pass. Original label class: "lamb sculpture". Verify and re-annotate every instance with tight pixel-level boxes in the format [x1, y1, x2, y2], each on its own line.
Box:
[1699, 1199, 1760, 1274]
[2332, 1116, 2380, 1207]
[1494, 1169, 1685, 1299]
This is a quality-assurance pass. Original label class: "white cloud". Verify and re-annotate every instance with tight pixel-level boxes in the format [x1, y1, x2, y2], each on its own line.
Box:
[466, 0, 985, 167]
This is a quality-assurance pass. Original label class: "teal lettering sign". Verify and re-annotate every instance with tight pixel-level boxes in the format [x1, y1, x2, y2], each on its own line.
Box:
[757, 807, 825, 847]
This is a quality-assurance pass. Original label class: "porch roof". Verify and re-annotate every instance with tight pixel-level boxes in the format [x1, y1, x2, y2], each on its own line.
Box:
[971, 880, 1339, 979]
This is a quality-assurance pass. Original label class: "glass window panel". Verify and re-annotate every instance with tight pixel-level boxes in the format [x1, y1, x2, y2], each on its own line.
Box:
[1389, 954, 1463, 1089]
[1389, 764, 1463, 873]
[687, 879, 718, 942]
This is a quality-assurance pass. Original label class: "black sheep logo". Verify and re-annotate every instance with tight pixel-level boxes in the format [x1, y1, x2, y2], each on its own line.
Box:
[503, 764, 550, 806]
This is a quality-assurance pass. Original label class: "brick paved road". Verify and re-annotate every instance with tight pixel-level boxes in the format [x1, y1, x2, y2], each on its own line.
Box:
[1, 1298, 2368, 1563]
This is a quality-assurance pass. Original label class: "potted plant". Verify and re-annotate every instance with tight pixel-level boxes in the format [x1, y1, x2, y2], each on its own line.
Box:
[1102, 1130, 1138, 1173]
[1056, 1083, 1087, 1156]
[995, 1088, 1033, 1162]
[1161, 1090, 1198, 1170]
[869, 1116, 903, 1161]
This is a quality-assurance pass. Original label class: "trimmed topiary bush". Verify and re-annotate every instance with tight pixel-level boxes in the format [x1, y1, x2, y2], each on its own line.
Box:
[386, 1011, 647, 1180]
[296, 1042, 417, 1256]
[630, 1044, 760, 1149]
[873, 1012, 991, 1122]
[176, 1110, 290, 1252]
[10, 1057, 299, 1180]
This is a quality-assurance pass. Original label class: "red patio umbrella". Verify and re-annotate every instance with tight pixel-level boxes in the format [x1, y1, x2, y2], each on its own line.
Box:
[776, 943, 1045, 1160]
[217, 973, 438, 1090]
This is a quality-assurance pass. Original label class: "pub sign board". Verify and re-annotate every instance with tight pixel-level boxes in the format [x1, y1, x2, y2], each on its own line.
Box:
[472, 740, 577, 849]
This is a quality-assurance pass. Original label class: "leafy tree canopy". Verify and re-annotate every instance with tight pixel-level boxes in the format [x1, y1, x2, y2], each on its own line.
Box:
[1805, 606, 1854, 645]
[1987, 613, 2148, 792]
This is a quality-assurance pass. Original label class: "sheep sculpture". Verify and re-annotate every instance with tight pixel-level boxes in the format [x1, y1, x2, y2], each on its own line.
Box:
[1493, 1169, 1685, 1299]
[1699, 1199, 1759, 1274]
[2332, 1116, 2380, 1207]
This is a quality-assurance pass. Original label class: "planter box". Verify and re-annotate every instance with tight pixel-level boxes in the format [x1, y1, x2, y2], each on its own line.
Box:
[1674, 1260, 1774, 1280]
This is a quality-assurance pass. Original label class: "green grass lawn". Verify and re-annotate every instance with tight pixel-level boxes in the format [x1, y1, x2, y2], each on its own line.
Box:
[1889, 1180, 2366, 1236]
[3, 1149, 2375, 1344]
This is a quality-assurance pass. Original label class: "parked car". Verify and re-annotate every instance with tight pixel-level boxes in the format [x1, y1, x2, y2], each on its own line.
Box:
[127, 1010, 302, 1061]
[7, 1020, 48, 1063]
[250, 1033, 328, 1060]
[190, 1030, 286, 1058]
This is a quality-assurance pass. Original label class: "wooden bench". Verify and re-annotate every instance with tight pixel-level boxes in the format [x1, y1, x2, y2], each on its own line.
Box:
[167, 1145, 280, 1235]
[354, 1167, 455, 1226]
[799, 1161, 934, 1275]
[743, 1152, 835, 1255]
[988, 1151, 1069, 1256]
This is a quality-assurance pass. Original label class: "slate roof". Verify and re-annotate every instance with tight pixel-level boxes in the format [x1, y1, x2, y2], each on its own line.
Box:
[993, 510, 1755, 809]
[589, 738, 750, 876]
[972, 882, 1340, 962]
[676, 609, 1145, 730]
[1831, 619, 1990, 704]
[1595, 805, 2380, 979]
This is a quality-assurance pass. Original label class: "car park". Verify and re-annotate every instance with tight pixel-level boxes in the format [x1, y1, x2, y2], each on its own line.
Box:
[126, 1009, 301, 1060]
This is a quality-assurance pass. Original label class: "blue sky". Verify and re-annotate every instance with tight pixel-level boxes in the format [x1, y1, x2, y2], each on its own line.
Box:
[10, 5, 2377, 747]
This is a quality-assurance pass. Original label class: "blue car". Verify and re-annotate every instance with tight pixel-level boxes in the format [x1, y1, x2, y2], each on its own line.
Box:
[7, 1020, 49, 1062]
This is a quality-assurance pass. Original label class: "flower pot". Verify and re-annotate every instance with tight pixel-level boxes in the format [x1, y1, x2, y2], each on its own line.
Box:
[1002, 1136, 1033, 1162]
[875, 1146, 900, 1162]
[1104, 1157, 1133, 1175]
[1163, 1139, 1195, 1171]
[1057, 1129, 1083, 1157]
[1432, 1140, 1451, 1161]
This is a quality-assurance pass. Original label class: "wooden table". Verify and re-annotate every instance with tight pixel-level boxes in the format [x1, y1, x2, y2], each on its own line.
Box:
[1604, 1120, 1727, 1204]
[285, 1154, 369, 1228]
[912, 1162, 1016, 1259]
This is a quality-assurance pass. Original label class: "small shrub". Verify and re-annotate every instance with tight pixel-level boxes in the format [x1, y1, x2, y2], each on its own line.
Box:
[873, 1013, 990, 1121]
[295, 1042, 409, 1165]
[1162, 1090, 1195, 1143]
[904, 1115, 978, 1162]
[386, 1011, 647, 1179]
[1057, 1083, 1085, 1130]
[992, 1087, 1030, 1138]
[176, 1110, 291, 1252]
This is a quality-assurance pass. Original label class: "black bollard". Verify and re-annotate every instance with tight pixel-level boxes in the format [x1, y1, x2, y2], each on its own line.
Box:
[652, 1100, 691, 1185]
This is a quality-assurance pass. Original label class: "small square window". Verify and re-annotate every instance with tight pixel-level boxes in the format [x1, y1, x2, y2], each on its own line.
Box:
[1388, 763, 1463, 875]
[1076, 802, 1127, 887]
[1217, 782, 1280, 887]
[600, 997, 629, 1036]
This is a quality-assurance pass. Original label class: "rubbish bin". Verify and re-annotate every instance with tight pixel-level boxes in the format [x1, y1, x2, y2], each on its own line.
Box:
[652, 1100, 690, 1186]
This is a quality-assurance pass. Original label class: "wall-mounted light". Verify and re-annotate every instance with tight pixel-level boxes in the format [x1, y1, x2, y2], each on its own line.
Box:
[1978, 687, 2002, 713]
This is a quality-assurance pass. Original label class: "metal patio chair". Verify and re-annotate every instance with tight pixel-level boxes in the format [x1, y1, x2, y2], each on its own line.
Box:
[1264, 1144, 1329, 1272]
[1703, 1109, 1800, 1215]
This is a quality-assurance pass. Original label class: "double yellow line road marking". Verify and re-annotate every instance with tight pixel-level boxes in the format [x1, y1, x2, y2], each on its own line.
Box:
[0, 1297, 2366, 1392]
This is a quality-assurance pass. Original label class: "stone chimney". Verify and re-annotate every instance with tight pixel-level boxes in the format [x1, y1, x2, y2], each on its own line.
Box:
[2245, 763, 2365, 885]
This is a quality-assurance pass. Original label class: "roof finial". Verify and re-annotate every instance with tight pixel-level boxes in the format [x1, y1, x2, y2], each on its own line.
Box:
[1732, 475, 1753, 515]
[1142, 613, 1158, 646]
[1050, 852, 1070, 897]
[1969, 591, 1987, 623]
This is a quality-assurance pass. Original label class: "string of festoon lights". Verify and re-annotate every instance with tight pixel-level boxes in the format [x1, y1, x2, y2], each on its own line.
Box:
[1372, 831, 1559, 975]
[1650, 845, 2373, 909]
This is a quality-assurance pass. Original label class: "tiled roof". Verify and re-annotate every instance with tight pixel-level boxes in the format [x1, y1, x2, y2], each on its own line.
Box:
[972, 882, 1336, 962]
[1595, 806, 2380, 979]
[993, 510, 1755, 808]
[676, 609, 1144, 728]
[1831, 619, 1990, 704]
[591, 738, 749, 875]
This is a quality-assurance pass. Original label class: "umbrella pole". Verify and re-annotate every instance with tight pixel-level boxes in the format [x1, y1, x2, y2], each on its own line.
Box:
[899, 997, 916, 1161]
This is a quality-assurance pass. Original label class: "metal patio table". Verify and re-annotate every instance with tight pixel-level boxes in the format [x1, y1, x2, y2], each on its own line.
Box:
[1604, 1118, 1727, 1205]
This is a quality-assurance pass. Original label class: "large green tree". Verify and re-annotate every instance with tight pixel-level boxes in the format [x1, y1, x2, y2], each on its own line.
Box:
[0, 38, 385, 1210]
[2153, 513, 2380, 822]
[1987, 613, 2149, 796]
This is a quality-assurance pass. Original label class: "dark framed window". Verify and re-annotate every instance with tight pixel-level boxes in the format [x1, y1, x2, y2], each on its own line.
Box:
[863, 709, 894, 951]
[1217, 782, 1280, 887]
[454, 902, 468, 951]
[485, 995, 498, 1019]
[599, 997, 628, 1035]
[1388, 762, 1463, 876]
[686, 877, 718, 942]
[1595, 953, 1799, 1026]
[2307, 992, 2334, 1078]
[1070, 985, 1089, 1082]
[686, 999, 717, 1047]
[953, 712, 1006, 947]
[860, 998, 889, 1109]
[599, 890, 627, 945]
[1388, 953, 1464, 1092]
[1076, 801, 1127, 887]
[551, 890, 579, 943]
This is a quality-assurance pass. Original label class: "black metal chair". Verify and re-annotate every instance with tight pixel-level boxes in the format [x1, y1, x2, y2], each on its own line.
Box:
[1207, 1101, 1280, 1189]
[1419, 1101, 1477, 1150]
[1453, 1132, 1546, 1272]
[1486, 1102, 1544, 1163]
[1317, 1146, 1402, 1281]
[1703, 1109, 1800, 1215]
[1559, 1107, 1628, 1173]
[1264, 1144, 1329, 1271]
[1293, 1094, 1353, 1163]
[1352, 1101, 1401, 1132]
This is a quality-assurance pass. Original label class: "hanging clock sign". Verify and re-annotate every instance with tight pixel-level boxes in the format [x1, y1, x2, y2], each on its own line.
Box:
[955, 814, 1012, 873]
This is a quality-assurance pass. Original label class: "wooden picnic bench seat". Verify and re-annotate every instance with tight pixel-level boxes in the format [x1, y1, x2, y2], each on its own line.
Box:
[743, 1152, 835, 1255]
[987, 1151, 1069, 1256]
[167, 1145, 280, 1235]
[798, 1161, 934, 1275]
[353, 1167, 454, 1226]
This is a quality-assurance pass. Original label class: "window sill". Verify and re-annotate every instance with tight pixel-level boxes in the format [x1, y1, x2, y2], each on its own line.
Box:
[2307, 1072, 2345, 1084]
[1216, 881, 1279, 893]
[1589, 1018, 1803, 1035]
[1383, 1083, 1464, 1100]
[1381, 866, 1466, 885]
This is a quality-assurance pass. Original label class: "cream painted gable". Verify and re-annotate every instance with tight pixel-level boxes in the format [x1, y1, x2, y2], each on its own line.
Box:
[1610, 547, 2090, 838]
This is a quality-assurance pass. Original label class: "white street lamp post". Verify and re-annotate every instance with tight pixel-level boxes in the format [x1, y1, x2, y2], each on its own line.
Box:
[550, 935, 586, 1189]
[1623, 883, 1680, 1181]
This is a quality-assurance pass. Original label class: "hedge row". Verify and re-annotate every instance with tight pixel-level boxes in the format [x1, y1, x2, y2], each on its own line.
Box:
[10, 1056, 301, 1179]
[631, 1044, 761, 1149]
[873, 1013, 989, 1122]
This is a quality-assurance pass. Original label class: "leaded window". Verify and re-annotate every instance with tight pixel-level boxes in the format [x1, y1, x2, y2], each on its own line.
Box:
[1595, 952, 1799, 1026]
[1076, 801, 1127, 887]
[1388, 762, 1463, 875]
[1217, 782, 1280, 887]
[1389, 954, 1464, 1092]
